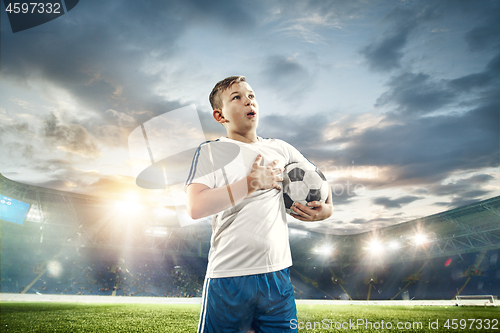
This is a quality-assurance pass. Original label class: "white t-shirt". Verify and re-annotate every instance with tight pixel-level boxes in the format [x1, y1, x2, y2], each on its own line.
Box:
[185, 136, 308, 278]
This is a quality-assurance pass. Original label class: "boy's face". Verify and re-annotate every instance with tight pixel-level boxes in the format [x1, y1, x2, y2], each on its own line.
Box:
[215, 82, 259, 134]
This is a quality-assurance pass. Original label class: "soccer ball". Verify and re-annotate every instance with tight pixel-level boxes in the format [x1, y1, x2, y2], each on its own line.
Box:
[282, 162, 329, 215]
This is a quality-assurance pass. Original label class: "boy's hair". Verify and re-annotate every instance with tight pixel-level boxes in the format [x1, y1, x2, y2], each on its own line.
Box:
[209, 76, 246, 110]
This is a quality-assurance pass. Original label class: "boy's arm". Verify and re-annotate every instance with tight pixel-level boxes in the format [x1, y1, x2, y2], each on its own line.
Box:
[289, 184, 334, 222]
[186, 178, 250, 220]
[186, 155, 284, 220]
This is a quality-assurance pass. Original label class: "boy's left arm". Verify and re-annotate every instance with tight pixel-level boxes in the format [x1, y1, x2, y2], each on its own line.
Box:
[290, 184, 334, 222]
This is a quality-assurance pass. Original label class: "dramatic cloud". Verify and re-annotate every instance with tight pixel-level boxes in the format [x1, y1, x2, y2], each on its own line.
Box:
[334, 52, 499, 188]
[334, 105, 499, 186]
[2, 141, 35, 160]
[360, 4, 438, 72]
[259, 54, 316, 105]
[428, 173, 496, 209]
[434, 190, 492, 209]
[375, 72, 456, 114]
[360, 0, 499, 72]
[0, 121, 30, 140]
[361, 27, 411, 72]
[263, 55, 308, 80]
[270, 0, 371, 43]
[372, 195, 422, 209]
[32, 159, 73, 173]
[465, 23, 500, 52]
[42, 113, 101, 158]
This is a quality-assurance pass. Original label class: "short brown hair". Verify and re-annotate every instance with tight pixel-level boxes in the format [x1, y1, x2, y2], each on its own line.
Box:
[209, 76, 246, 110]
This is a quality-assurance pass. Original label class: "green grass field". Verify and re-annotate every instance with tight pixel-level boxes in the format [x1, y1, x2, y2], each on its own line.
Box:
[1, 302, 499, 332]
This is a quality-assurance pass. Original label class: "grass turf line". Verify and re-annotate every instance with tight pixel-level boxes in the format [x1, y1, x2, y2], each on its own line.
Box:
[1, 302, 499, 332]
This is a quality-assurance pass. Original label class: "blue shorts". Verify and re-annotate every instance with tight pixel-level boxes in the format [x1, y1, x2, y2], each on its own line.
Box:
[198, 267, 298, 333]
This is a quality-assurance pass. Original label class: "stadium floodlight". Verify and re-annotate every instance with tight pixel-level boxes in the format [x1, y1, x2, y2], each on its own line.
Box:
[144, 226, 169, 238]
[26, 207, 42, 223]
[413, 233, 428, 245]
[47, 261, 62, 278]
[365, 239, 384, 254]
[313, 244, 333, 255]
[114, 201, 143, 214]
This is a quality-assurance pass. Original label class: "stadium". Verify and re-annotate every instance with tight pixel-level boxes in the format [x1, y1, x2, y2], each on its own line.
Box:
[1, 172, 499, 332]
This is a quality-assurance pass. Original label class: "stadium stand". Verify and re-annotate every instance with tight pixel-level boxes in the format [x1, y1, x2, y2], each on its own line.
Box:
[1, 173, 499, 300]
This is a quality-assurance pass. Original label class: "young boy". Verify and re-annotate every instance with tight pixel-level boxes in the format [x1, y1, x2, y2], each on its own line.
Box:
[185, 76, 333, 333]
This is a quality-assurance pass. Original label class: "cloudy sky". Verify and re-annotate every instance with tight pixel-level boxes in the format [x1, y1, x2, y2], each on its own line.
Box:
[1, 0, 498, 234]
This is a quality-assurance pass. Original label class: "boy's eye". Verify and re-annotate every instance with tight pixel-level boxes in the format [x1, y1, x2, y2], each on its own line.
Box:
[249, 94, 254, 99]
[232, 95, 240, 100]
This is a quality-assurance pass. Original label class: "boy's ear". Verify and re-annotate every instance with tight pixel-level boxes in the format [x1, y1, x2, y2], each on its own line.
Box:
[213, 109, 227, 124]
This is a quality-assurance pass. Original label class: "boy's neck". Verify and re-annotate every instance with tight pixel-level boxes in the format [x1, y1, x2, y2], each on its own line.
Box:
[226, 132, 258, 144]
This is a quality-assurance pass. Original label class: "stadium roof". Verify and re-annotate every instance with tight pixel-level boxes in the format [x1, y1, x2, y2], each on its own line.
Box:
[1, 173, 499, 266]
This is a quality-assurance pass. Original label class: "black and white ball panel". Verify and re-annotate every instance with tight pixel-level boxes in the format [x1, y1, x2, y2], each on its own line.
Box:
[282, 162, 329, 215]
[287, 167, 305, 182]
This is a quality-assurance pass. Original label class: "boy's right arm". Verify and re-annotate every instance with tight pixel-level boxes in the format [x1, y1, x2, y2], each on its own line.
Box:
[186, 155, 284, 220]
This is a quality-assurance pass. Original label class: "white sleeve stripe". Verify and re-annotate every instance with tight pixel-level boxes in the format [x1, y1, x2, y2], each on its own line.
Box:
[186, 139, 221, 185]
[186, 141, 210, 185]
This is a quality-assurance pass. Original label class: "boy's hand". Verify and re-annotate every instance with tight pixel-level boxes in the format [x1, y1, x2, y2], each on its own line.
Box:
[247, 155, 284, 193]
[290, 201, 333, 222]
